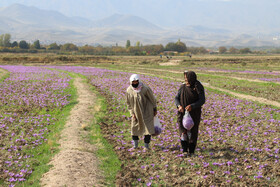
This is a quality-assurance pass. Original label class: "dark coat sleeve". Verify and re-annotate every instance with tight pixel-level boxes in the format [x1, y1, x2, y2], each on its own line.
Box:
[190, 81, 205, 109]
[175, 85, 183, 108]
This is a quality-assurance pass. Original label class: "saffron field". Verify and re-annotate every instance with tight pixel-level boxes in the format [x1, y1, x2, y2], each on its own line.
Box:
[52, 66, 280, 186]
[0, 65, 73, 187]
[0, 64, 279, 186]
[95, 64, 280, 102]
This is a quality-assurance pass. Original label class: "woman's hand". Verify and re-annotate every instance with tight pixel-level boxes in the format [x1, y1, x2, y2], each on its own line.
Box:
[132, 114, 136, 120]
[178, 105, 184, 113]
[185, 105, 192, 112]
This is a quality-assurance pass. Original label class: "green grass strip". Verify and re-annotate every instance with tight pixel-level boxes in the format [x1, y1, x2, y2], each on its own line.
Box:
[84, 77, 121, 186]
[0, 68, 10, 82]
[18, 72, 78, 187]
[50, 70, 121, 186]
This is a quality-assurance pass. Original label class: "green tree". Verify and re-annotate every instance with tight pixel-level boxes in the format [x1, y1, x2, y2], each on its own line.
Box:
[136, 41, 140, 47]
[165, 40, 187, 52]
[126, 40, 131, 48]
[33, 40, 41, 49]
[19, 40, 29, 49]
[175, 39, 187, 52]
[61, 43, 78, 51]
[143, 44, 164, 55]
[218, 46, 227, 54]
[11, 41, 18, 48]
[228, 47, 238, 54]
[165, 42, 176, 51]
[0, 33, 11, 47]
[4, 34, 11, 47]
[128, 46, 141, 55]
[111, 46, 127, 54]
[79, 45, 95, 54]
[239, 48, 251, 54]
[48, 43, 60, 50]
[0, 34, 3, 46]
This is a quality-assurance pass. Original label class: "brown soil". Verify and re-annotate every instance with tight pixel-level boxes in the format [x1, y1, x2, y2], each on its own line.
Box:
[206, 85, 280, 107]
[159, 59, 181, 66]
[40, 77, 102, 187]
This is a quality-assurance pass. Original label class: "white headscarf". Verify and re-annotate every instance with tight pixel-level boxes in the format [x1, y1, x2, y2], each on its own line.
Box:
[129, 74, 143, 93]
[130, 74, 140, 83]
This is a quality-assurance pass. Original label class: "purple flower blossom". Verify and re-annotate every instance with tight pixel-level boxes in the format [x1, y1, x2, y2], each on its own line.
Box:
[227, 161, 233, 166]
[146, 182, 152, 186]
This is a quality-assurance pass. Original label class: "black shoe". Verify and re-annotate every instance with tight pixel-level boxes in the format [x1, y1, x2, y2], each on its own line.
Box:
[189, 153, 197, 157]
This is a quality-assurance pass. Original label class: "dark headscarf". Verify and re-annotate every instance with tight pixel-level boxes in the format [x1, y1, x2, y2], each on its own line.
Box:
[184, 71, 197, 88]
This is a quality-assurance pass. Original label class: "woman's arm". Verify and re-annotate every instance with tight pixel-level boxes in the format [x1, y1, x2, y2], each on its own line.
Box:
[175, 87, 182, 108]
[145, 85, 157, 116]
[126, 92, 134, 116]
[190, 81, 205, 109]
[145, 86, 156, 106]
[175, 86, 185, 113]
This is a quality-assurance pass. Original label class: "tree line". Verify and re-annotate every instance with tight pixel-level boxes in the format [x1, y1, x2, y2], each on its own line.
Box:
[0, 34, 41, 52]
[0, 33, 278, 55]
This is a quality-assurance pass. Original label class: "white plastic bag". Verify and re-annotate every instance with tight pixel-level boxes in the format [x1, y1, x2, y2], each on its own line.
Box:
[153, 116, 162, 136]
[182, 111, 194, 130]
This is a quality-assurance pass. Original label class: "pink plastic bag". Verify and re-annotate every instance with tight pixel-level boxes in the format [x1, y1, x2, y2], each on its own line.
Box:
[182, 111, 194, 130]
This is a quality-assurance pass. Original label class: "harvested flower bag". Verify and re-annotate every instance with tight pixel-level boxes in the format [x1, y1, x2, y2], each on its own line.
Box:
[182, 111, 194, 130]
[153, 116, 162, 136]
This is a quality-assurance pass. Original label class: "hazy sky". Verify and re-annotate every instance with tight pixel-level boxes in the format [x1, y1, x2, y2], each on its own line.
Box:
[0, 0, 279, 30]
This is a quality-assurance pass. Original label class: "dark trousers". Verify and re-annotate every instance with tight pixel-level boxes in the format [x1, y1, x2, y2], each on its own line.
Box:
[181, 140, 196, 153]
[180, 121, 199, 153]
[132, 135, 151, 144]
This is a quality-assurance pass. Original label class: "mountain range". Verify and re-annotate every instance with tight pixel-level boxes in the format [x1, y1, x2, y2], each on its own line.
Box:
[0, 3, 279, 47]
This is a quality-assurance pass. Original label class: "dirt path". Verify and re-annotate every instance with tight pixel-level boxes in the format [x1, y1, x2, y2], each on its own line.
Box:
[206, 85, 280, 107]
[129, 69, 280, 108]
[159, 60, 181, 66]
[40, 77, 102, 187]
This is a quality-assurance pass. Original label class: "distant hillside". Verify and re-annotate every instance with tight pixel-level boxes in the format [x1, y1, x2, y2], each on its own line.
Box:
[2, 0, 280, 31]
[0, 4, 91, 28]
[92, 14, 162, 31]
[0, 3, 278, 47]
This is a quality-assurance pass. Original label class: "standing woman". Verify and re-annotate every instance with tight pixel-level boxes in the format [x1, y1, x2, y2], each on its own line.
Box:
[175, 71, 205, 156]
[126, 74, 157, 149]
